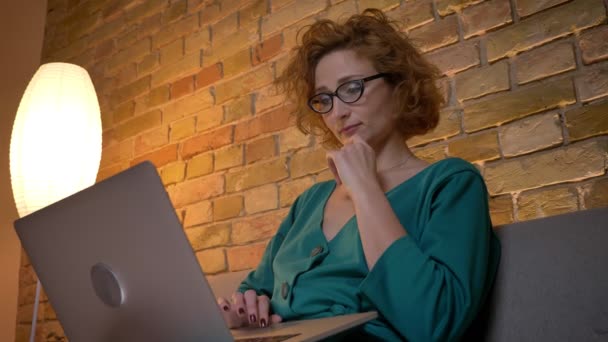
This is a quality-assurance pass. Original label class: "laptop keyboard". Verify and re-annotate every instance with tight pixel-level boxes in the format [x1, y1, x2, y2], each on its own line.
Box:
[235, 333, 300, 342]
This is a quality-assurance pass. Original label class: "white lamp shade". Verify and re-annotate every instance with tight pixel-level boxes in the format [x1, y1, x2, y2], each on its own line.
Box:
[9, 62, 102, 218]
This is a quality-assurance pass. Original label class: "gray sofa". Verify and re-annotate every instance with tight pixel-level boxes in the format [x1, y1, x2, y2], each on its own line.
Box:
[207, 207, 608, 341]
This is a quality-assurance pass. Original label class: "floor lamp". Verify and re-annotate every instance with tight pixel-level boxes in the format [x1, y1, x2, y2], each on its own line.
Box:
[9, 63, 102, 341]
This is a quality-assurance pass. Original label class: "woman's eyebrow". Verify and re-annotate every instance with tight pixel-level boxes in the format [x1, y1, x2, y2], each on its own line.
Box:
[314, 74, 365, 92]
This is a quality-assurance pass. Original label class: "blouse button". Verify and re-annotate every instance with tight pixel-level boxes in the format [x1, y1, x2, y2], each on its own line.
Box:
[310, 246, 324, 257]
[281, 282, 289, 299]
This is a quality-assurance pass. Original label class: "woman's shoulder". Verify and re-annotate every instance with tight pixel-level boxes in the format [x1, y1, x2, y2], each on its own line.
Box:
[412, 157, 484, 191]
[424, 157, 480, 175]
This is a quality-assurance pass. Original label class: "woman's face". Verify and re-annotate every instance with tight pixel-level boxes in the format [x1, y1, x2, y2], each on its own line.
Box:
[313, 49, 400, 148]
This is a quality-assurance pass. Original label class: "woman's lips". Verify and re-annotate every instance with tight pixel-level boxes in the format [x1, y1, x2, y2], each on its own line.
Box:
[340, 123, 362, 136]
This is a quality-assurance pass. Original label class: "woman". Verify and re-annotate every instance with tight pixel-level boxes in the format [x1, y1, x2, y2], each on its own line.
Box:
[217, 9, 500, 341]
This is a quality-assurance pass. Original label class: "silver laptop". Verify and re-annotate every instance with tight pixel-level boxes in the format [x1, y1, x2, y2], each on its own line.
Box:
[14, 161, 377, 342]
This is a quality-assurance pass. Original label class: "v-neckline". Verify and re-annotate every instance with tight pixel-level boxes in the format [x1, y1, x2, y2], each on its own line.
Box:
[317, 158, 443, 243]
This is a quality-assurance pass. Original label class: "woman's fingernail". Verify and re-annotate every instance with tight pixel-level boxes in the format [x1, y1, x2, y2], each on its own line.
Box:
[238, 308, 245, 315]
[260, 319, 267, 328]
[249, 314, 256, 323]
[223, 306, 229, 311]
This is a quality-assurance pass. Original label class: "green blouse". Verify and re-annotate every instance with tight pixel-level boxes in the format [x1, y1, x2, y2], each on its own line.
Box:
[238, 158, 500, 341]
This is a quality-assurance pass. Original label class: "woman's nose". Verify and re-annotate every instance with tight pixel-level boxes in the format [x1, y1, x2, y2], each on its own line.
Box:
[329, 96, 350, 119]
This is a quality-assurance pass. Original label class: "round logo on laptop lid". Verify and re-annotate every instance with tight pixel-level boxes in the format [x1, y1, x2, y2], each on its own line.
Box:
[90, 263, 124, 308]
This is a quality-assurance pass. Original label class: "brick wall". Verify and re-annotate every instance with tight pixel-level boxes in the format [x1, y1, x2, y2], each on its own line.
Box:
[15, 0, 608, 340]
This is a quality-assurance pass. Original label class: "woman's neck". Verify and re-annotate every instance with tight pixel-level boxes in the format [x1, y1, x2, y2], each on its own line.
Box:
[373, 133, 415, 172]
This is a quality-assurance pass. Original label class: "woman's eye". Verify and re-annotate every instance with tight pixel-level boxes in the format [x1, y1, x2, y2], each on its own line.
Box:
[345, 82, 362, 94]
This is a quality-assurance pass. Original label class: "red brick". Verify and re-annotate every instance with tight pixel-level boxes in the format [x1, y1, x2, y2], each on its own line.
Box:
[246, 135, 277, 164]
[138, 13, 163, 39]
[100, 139, 133, 168]
[131, 143, 179, 168]
[463, 78, 575, 132]
[579, 25, 608, 65]
[160, 161, 186, 185]
[279, 126, 312, 153]
[425, 40, 480, 76]
[240, 0, 268, 28]
[583, 177, 608, 209]
[279, 177, 315, 207]
[211, 12, 238, 43]
[169, 116, 196, 141]
[224, 96, 253, 123]
[253, 34, 283, 65]
[163, 0, 187, 24]
[486, 0, 606, 62]
[461, 0, 512, 39]
[223, 49, 252, 78]
[186, 152, 214, 178]
[565, 100, 608, 141]
[95, 39, 115, 59]
[214, 195, 244, 221]
[321, 0, 358, 22]
[181, 125, 234, 159]
[489, 195, 514, 226]
[515, 40, 576, 84]
[245, 184, 278, 214]
[162, 88, 214, 123]
[386, 0, 433, 31]
[114, 110, 162, 141]
[160, 38, 184, 66]
[290, 148, 328, 179]
[214, 65, 274, 104]
[409, 15, 459, 53]
[112, 101, 135, 124]
[198, 2, 221, 25]
[153, 14, 199, 48]
[215, 144, 244, 170]
[225, 157, 289, 192]
[107, 39, 151, 73]
[187, 223, 231, 250]
[231, 210, 286, 244]
[183, 200, 212, 228]
[455, 60, 510, 101]
[202, 21, 260, 67]
[197, 106, 224, 132]
[227, 242, 268, 271]
[516, 186, 579, 221]
[499, 112, 563, 158]
[185, 28, 211, 54]
[447, 131, 501, 163]
[168, 173, 225, 208]
[134, 125, 169, 155]
[436, 0, 483, 16]
[125, 0, 166, 24]
[151, 52, 201, 87]
[261, 0, 327, 38]
[515, 0, 569, 18]
[195, 63, 223, 89]
[484, 140, 606, 195]
[110, 76, 150, 107]
[575, 61, 608, 103]
[196, 248, 226, 274]
[171, 75, 194, 99]
[234, 104, 294, 142]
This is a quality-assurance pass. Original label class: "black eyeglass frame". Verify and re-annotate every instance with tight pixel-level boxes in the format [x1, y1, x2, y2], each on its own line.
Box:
[307, 73, 389, 114]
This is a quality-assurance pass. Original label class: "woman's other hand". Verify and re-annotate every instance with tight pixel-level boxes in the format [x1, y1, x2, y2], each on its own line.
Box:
[216, 290, 283, 328]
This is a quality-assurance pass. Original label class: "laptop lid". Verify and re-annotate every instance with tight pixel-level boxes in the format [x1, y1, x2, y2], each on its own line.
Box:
[14, 161, 233, 341]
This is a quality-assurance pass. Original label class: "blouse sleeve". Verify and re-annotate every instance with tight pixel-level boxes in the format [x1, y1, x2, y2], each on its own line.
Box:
[359, 170, 499, 342]
[237, 195, 301, 297]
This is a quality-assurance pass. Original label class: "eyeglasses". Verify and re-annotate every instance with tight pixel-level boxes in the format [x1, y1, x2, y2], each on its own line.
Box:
[307, 73, 388, 114]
